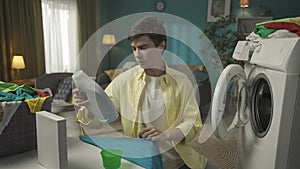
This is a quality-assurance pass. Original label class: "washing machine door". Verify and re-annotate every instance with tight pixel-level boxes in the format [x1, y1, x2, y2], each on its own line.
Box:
[211, 64, 250, 140]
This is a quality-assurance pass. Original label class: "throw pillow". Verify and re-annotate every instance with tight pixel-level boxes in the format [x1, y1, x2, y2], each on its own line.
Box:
[53, 77, 73, 102]
[104, 69, 126, 80]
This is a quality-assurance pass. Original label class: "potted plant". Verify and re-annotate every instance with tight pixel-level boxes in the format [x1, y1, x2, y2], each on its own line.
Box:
[204, 15, 246, 67]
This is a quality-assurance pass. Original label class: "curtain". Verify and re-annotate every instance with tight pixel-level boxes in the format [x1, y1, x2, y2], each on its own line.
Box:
[77, 0, 101, 76]
[76, 0, 100, 50]
[41, 0, 79, 73]
[0, 0, 45, 81]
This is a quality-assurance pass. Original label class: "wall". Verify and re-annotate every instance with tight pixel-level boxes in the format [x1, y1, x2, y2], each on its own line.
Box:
[97, 0, 300, 71]
[100, 0, 300, 30]
[231, 0, 300, 19]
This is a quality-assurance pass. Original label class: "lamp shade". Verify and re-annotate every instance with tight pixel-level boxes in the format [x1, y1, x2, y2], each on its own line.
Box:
[12, 55, 26, 69]
[102, 34, 116, 45]
[240, 0, 249, 8]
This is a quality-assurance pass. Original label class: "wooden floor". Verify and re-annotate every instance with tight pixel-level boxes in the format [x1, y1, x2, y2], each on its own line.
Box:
[192, 134, 238, 169]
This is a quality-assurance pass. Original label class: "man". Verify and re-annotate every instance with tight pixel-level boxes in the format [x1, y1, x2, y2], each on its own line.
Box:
[74, 16, 217, 169]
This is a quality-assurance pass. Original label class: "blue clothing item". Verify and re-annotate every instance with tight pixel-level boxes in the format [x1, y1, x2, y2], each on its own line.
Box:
[0, 92, 22, 101]
[79, 136, 163, 169]
[0, 81, 39, 101]
[0, 89, 38, 101]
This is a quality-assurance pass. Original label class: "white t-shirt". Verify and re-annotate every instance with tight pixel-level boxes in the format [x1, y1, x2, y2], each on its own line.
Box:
[141, 75, 184, 169]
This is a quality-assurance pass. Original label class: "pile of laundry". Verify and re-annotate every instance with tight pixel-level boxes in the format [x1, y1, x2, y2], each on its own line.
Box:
[1, 82, 42, 101]
[0, 81, 52, 135]
[247, 16, 300, 41]
[0, 81, 51, 111]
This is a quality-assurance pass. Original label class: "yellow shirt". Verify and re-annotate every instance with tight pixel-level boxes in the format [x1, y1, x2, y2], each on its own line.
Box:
[105, 65, 207, 169]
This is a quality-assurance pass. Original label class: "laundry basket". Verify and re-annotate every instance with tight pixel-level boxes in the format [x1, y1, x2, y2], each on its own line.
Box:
[0, 97, 51, 157]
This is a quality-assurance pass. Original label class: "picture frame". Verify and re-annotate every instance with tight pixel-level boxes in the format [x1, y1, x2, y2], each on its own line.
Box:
[207, 0, 231, 22]
[237, 17, 273, 34]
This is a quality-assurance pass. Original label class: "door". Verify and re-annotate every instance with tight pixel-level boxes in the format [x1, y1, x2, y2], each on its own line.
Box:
[249, 72, 273, 138]
[211, 64, 250, 140]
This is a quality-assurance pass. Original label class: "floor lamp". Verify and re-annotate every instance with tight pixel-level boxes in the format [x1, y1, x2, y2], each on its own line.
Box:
[102, 34, 116, 68]
[11, 55, 26, 80]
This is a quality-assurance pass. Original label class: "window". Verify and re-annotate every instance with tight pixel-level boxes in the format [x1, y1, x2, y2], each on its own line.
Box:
[41, 0, 79, 73]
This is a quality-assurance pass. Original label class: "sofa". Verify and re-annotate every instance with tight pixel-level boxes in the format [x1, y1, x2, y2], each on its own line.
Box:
[95, 64, 212, 121]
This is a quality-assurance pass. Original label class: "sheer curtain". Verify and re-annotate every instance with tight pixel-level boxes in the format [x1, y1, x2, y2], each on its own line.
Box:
[41, 0, 79, 73]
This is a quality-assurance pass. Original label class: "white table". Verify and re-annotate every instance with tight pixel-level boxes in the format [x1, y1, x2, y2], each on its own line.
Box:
[0, 137, 144, 169]
[0, 110, 145, 169]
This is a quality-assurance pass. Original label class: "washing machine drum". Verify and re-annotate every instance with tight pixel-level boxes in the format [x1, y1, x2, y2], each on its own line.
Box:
[250, 74, 273, 138]
[210, 64, 274, 140]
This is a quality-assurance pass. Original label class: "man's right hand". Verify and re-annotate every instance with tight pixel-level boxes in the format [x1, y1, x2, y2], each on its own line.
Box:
[72, 88, 89, 106]
[73, 88, 95, 125]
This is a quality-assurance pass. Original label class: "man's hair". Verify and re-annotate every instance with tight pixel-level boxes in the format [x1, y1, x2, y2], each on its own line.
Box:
[128, 16, 167, 48]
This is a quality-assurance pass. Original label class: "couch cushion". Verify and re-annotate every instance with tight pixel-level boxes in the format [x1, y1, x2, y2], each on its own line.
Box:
[104, 69, 127, 80]
[53, 77, 73, 102]
[35, 73, 73, 94]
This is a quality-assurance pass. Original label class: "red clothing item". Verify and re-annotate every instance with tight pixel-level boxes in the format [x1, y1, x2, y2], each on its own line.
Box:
[264, 22, 300, 36]
[36, 90, 51, 97]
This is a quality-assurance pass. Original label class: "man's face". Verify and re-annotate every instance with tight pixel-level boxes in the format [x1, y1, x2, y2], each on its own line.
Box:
[130, 36, 165, 70]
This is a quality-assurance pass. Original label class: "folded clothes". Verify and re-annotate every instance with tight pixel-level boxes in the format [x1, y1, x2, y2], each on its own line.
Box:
[268, 29, 298, 38]
[256, 16, 300, 26]
[264, 22, 300, 36]
[254, 25, 276, 38]
[254, 16, 300, 38]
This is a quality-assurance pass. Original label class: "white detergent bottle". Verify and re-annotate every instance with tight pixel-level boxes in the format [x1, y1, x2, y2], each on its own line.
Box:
[72, 70, 119, 123]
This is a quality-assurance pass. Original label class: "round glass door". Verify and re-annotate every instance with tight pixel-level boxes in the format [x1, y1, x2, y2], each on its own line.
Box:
[251, 74, 273, 138]
[211, 64, 250, 140]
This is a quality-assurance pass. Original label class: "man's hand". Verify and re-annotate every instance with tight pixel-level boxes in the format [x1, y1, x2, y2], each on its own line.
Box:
[139, 126, 163, 140]
[138, 126, 184, 142]
[72, 88, 89, 106]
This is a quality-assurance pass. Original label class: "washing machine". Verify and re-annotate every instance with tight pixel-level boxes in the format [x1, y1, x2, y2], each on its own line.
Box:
[210, 37, 300, 169]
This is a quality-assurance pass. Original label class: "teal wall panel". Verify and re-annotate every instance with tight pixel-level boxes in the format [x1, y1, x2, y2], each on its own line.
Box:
[98, 0, 300, 71]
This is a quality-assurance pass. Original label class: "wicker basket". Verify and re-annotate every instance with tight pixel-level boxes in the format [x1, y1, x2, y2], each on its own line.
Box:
[0, 97, 51, 157]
